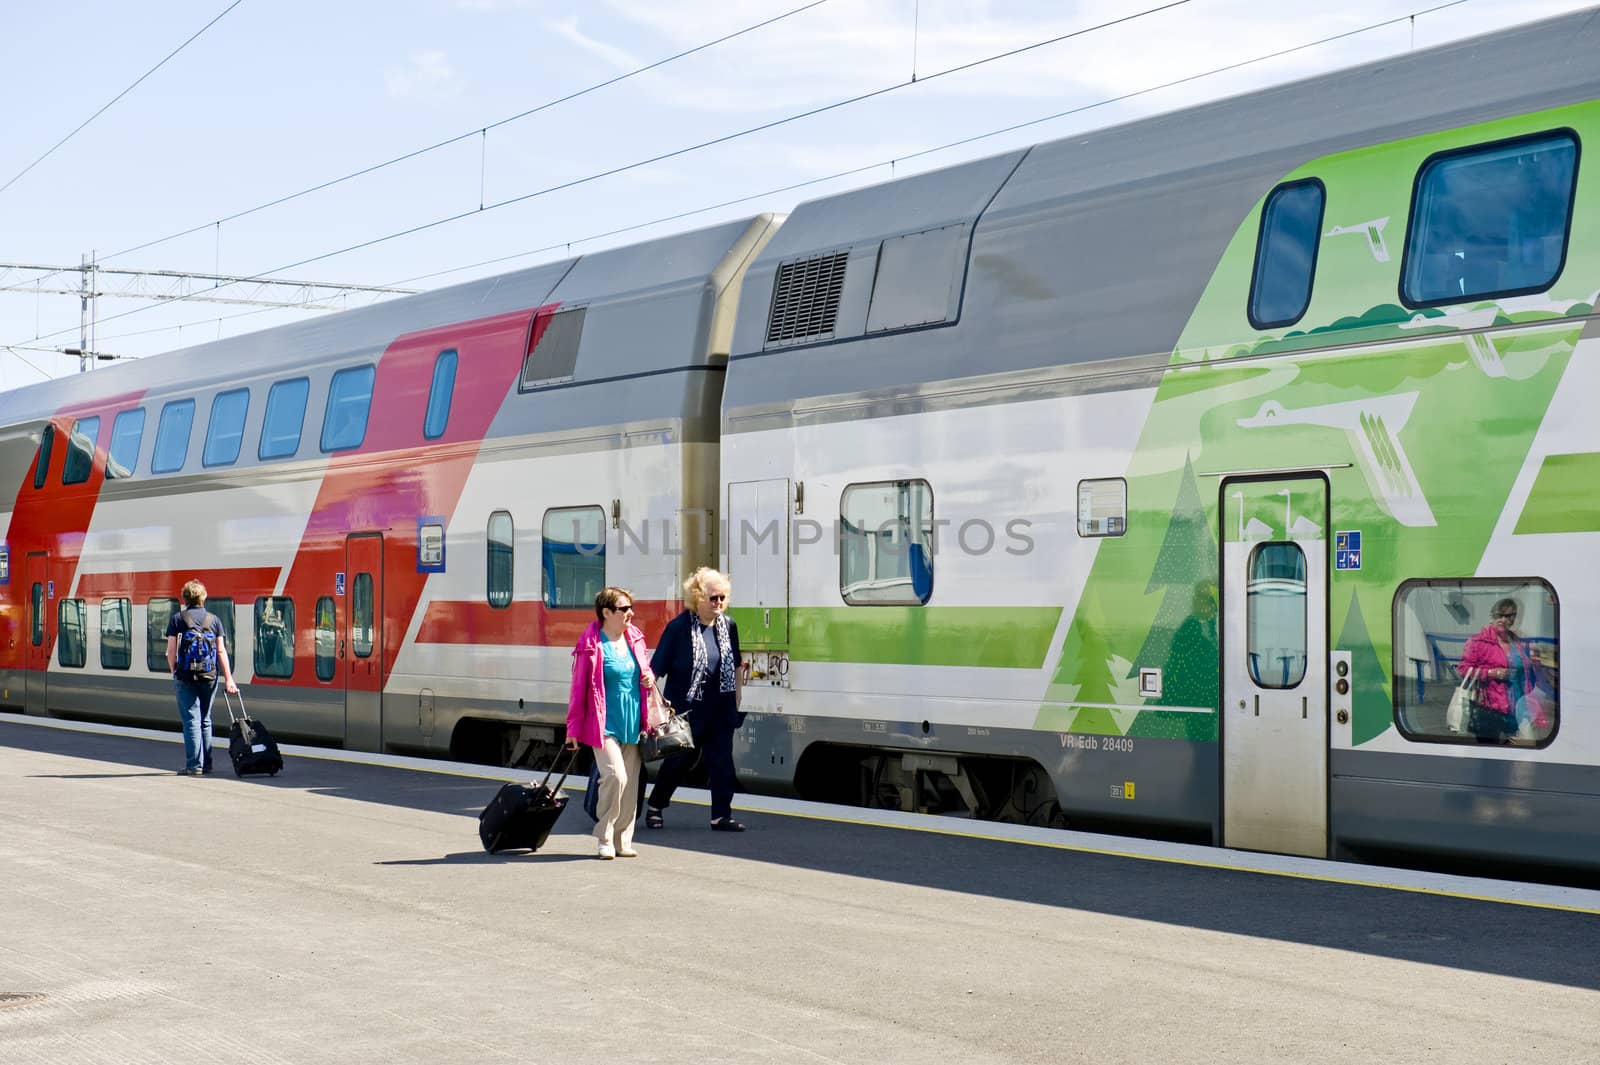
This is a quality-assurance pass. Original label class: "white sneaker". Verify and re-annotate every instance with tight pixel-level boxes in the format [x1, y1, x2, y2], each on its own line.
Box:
[616, 847, 639, 858]
[597, 841, 616, 860]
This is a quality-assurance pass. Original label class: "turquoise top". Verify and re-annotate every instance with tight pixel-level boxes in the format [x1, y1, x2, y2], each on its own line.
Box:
[601, 634, 641, 744]
[1505, 641, 1526, 704]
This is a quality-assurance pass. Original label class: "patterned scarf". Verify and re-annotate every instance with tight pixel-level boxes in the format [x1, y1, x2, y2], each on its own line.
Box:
[685, 611, 736, 704]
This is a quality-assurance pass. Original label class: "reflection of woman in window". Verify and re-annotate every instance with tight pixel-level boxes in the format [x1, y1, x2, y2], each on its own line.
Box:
[1459, 598, 1539, 743]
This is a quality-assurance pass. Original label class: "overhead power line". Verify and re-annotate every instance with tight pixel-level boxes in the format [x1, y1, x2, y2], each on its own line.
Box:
[15, 0, 1195, 348]
[0, 261, 418, 310]
[0, 0, 247, 198]
[87, 0, 1476, 352]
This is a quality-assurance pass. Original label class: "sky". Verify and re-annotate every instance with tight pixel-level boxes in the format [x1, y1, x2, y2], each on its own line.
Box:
[0, 0, 1592, 390]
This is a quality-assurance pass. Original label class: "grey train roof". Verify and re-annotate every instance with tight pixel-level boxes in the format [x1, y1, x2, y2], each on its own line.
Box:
[0, 216, 777, 461]
[724, 7, 1600, 414]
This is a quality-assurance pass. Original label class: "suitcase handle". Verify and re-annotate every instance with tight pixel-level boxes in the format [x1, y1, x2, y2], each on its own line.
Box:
[541, 747, 579, 795]
[220, 688, 248, 725]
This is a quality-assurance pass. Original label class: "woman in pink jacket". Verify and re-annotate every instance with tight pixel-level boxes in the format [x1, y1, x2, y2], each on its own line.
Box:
[1458, 598, 1540, 744]
[565, 586, 656, 859]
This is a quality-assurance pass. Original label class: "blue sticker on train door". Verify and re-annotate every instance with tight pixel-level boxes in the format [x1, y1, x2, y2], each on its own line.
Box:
[1335, 530, 1362, 570]
[335, 572, 346, 596]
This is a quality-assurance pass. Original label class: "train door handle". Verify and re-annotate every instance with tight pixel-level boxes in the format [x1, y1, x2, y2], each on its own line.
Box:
[1302, 696, 1308, 719]
[339, 639, 346, 659]
[1254, 694, 1260, 717]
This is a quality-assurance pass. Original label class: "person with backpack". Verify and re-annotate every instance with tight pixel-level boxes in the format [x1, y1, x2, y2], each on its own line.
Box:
[164, 579, 239, 776]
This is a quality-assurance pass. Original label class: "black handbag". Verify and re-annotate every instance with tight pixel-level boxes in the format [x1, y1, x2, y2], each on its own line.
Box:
[641, 705, 695, 763]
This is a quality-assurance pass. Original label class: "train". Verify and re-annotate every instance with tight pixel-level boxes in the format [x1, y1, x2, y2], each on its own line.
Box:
[4, 8, 1597, 875]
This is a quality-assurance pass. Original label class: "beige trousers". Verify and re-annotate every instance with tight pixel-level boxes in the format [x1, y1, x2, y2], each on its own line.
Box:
[592, 736, 643, 849]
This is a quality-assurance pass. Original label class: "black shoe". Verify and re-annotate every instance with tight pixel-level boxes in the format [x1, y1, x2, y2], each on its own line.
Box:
[710, 817, 745, 832]
[645, 808, 664, 830]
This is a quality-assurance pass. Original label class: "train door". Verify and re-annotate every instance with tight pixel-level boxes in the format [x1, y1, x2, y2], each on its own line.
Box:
[24, 552, 48, 715]
[1220, 475, 1328, 857]
[725, 479, 789, 646]
[343, 534, 385, 751]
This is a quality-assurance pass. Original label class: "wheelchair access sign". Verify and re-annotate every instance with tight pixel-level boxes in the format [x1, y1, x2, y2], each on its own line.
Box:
[1335, 530, 1362, 571]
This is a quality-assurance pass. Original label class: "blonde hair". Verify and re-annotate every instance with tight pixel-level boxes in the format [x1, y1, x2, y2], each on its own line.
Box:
[180, 579, 207, 607]
[683, 567, 730, 612]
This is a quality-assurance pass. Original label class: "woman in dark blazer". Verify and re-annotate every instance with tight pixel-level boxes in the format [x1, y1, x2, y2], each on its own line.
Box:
[646, 566, 745, 831]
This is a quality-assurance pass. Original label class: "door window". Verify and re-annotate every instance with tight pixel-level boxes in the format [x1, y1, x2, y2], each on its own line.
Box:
[315, 597, 336, 681]
[1246, 542, 1307, 688]
[31, 581, 44, 646]
[147, 597, 179, 670]
[352, 573, 374, 658]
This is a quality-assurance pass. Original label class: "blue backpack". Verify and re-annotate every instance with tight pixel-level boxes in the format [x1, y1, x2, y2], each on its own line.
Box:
[176, 612, 219, 680]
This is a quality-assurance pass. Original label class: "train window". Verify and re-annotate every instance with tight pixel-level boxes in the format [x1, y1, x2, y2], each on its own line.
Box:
[33, 424, 54, 489]
[208, 597, 236, 663]
[352, 573, 374, 658]
[542, 506, 605, 609]
[107, 408, 145, 479]
[520, 308, 584, 391]
[151, 399, 196, 474]
[62, 416, 100, 486]
[1401, 131, 1578, 307]
[31, 582, 44, 646]
[147, 597, 178, 671]
[254, 596, 295, 678]
[100, 598, 132, 670]
[423, 349, 457, 439]
[840, 480, 934, 606]
[315, 597, 336, 682]
[487, 511, 515, 609]
[58, 599, 86, 668]
[1077, 479, 1127, 537]
[259, 377, 310, 460]
[1247, 179, 1325, 329]
[1393, 578, 1559, 748]
[321, 365, 376, 452]
[202, 388, 251, 467]
[1245, 543, 1306, 689]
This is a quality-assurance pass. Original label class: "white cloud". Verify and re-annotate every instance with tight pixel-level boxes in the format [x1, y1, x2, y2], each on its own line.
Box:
[385, 50, 464, 100]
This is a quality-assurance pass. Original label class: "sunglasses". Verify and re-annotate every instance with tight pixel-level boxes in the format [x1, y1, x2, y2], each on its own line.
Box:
[707, 594, 727, 603]
[609, 603, 634, 612]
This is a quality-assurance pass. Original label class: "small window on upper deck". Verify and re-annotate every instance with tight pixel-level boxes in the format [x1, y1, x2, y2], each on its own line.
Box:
[107, 408, 145, 479]
[151, 399, 196, 474]
[519, 308, 584, 391]
[321, 365, 375, 452]
[424, 349, 457, 439]
[1248, 179, 1325, 329]
[259, 377, 309, 460]
[33, 424, 54, 489]
[62, 416, 100, 485]
[1401, 131, 1579, 308]
[203, 388, 250, 467]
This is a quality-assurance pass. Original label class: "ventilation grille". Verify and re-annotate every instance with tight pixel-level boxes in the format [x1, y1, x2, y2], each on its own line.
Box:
[520, 307, 585, 390]
[765, 252, 849, 344]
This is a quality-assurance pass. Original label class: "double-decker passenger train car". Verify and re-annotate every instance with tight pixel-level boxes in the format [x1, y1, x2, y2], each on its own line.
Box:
[4, 9, 1598, 874]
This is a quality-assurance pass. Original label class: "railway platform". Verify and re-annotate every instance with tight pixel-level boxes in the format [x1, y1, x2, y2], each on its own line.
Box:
[2, 711, 1598, 1065]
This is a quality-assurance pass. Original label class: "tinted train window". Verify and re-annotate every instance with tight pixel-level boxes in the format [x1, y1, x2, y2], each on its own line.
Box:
[424, 349, 457, 440]
[315, 596, 336, 682]
[31, 582, 44, 646]
[62, 416, 100, 486]
[1394, 578, 1559, 747]
[33, 425, 54, 489]
[542, 506, 604, 609]
[352, 573, 375, 658]
[58, 599, 86, 668]
[1401, 131, 1578, 307]
[208, 597, 236, 663]
[1246, 543, 1306, 688]
[203, 388, 250, 467]
[107, 408, 145, 479]
[321, 365, 375, 452]
[260, 377, 310, 460]
[487, 511, 514, 609]
[101, 598, 132, 670]
[147, 597, 178, 670]
[840, 480, 934, 606]
[1248, 180, 1324, 329]
[254, 596, 295, 678]
[151, 399, 196, 474]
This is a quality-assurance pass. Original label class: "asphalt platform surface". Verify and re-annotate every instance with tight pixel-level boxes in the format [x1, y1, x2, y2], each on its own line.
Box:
[2, 715, 1598, 1065]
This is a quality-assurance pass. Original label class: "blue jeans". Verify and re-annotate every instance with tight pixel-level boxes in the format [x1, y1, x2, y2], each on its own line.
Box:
[174, 676, 217, 772]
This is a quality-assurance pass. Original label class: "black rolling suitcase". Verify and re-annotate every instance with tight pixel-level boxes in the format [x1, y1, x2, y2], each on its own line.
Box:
[223, 690, 284, 777]
[479, 751, 574, 853]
